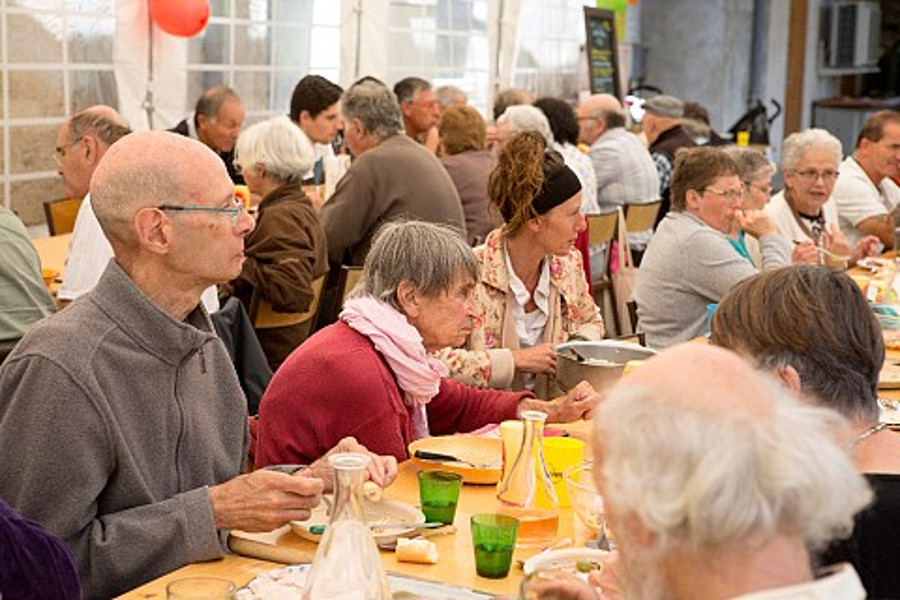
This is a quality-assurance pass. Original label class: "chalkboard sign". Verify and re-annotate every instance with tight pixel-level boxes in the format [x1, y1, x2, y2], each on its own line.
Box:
[584, 7, 620, 97]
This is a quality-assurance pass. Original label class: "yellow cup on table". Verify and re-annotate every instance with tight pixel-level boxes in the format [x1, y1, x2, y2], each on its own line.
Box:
[41, 268, 59, 289]
[233, 184, 251, 209]
[542, 437, 585, 508]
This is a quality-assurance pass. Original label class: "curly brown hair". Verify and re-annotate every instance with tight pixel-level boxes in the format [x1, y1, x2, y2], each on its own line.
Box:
[488, 131, 566, 236]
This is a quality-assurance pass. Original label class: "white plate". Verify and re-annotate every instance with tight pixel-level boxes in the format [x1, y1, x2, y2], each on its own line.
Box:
[237, 564, 491, 599]
[290, 496, 425, 546]
[523, 547, 610, 577]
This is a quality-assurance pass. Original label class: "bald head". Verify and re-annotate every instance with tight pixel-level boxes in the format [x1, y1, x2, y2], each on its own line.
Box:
[582, 93, 622, 116]
[624, 343, 774, 420]
[91, 131, 231, 251]
[577, 94, 625, 145]
[56, 105, 130, 198]
[593, 342, 870, 576]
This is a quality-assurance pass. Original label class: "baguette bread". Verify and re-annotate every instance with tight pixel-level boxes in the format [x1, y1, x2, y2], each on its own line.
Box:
[395, 537, 439, 564]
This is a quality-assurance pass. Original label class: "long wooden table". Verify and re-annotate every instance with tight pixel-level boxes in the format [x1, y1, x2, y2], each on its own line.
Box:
[32, 232, 71, 276]
[118, 422, 592, 598]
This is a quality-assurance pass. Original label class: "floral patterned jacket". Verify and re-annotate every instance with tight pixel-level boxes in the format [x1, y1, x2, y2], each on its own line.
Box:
[437, 228, 604, 398]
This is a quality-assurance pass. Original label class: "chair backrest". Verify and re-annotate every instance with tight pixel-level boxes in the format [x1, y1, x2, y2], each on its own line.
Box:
[339, 265, 364, 302]
[251, 274, 326, 329]
[586, 212, 618, 246]
[43, 197, 83, 236]
[625, 202, 662, 233]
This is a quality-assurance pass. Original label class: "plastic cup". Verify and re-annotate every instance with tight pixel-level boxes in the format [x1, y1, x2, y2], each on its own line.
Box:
[418, 470, 463, 524]
[166, 577, 237, 599]
[471, 514, 519, 578]
[706, 303, 718, 330]
[41, 268, 59, 289]
[542, 437, 585, 508]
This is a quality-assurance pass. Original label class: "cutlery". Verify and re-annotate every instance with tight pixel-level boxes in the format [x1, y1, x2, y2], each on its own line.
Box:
[413, 449, 500, 469]
[309, 522, 444, 535]
[878, 397, 900, 411]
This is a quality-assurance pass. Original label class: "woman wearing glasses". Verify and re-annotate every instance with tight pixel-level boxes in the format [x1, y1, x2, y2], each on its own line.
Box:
[226, 116, 328, 370]
[766, 128, 878, 268]
[632, 146, 791, 349]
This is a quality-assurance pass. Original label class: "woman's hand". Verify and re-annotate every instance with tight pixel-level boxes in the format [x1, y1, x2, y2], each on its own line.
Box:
[735, 209, 776, 239]
[791, 240, 818, 264]
[311, 437, 399, 492]
[850, 235, 881, 266]
[522, 381, 599, 423]
[513, 343, 558, 375]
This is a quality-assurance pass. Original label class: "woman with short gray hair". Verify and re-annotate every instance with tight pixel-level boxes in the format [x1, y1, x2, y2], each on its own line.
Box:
[254, 220, 599, 465]
[768, 128, 878, 267]
[228, 116, 328, 370]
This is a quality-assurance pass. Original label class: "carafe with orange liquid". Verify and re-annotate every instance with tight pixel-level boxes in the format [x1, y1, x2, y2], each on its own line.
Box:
[496, 410, 559, 548]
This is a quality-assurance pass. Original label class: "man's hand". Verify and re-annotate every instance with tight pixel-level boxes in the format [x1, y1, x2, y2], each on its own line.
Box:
[520, 381, 599, 423]
[209, 468, 324, 532]
[311, 436, 399, 492]
[513, 343, 558, 375]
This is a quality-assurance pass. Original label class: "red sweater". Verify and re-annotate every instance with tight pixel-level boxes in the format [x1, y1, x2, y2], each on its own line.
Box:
[255, 321, 530, 466]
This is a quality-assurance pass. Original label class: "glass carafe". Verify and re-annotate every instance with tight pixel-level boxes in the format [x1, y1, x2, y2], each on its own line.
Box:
[302, 453, 391, 599]
[496, 410, 559, 548]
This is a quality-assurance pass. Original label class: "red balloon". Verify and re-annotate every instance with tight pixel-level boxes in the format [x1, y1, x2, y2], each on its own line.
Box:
[150, 0, 210, 38]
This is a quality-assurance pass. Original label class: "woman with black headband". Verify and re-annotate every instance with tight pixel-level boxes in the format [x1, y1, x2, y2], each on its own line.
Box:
[437, 131, 603, 398]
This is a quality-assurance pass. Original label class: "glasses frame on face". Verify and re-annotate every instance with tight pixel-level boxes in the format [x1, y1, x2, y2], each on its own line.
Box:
[702, 186, 744, 202]
[790, 169, 839, 184]
[745, 180, 773, 197]
[156, 196, 245, 227]
[53, 136, 84, 166]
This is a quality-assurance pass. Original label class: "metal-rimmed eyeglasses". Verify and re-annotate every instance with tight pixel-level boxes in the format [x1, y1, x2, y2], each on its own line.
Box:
[792, 169, 839, 183]
[52, 136, 84, 165]
[156, 196, 245, 227]
[703, 187, 744, 202]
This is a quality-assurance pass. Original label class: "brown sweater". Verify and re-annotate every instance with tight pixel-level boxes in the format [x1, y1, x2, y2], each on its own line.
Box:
[232, 182, 328, 368]
[320, 134, 465, 265]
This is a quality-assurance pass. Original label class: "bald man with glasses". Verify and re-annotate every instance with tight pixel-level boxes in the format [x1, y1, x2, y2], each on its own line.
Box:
[633, 146, 790, 349]
[0, 131, 398, 599]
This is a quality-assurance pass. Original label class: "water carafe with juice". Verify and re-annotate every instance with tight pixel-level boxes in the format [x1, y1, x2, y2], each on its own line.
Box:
[496, 410, 559, 548]
[302, 453, 391, 599]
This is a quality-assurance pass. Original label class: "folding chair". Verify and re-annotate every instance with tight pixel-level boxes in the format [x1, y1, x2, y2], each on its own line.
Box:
[586, 212, 620, 334]
[43, 197, 83, 236]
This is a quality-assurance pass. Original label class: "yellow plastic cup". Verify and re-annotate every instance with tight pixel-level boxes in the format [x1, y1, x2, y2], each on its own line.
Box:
[542, 437, 585, 508]
[622, 359, 645, 376]
[736, 130, 750, 147]
[234, 184, 251, 209]
[498, 420, 524, 492]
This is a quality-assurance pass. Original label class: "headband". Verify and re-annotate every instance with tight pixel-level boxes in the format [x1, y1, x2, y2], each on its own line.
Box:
[531, 165, 582, 215]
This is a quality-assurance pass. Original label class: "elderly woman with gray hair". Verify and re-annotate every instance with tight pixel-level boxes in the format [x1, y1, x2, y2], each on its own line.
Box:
[766, 128, 878, 268]
[254, 220, 598, 465]
[227, 116, 328, 370]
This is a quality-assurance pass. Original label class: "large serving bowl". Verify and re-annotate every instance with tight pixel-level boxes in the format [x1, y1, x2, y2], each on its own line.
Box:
[556, 340, 656, 393]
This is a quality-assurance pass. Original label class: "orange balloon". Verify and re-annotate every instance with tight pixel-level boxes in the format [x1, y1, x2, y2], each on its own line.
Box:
[150, 0, 210, 38]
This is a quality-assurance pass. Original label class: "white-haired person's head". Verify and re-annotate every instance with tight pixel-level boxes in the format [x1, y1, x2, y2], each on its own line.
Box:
[495, 104, 553, 148]
[592, 343, 871, 600]
[233, 115, 314, 187]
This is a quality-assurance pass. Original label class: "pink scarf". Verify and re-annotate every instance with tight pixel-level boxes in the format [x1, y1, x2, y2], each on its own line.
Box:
[340, 296, 448, 440]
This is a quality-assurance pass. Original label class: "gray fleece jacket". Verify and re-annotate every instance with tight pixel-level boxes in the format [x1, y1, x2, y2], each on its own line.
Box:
[0, 261, 248, 599]
[633, 211, 791, 349]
